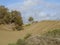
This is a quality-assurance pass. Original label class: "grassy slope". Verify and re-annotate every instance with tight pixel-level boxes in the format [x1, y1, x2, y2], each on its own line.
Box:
[43, 29, 60, 38]
[0, 20, 60, 45]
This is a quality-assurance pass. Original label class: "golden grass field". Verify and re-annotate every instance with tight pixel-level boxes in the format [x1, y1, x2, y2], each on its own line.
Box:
[0, 20, 60, 45]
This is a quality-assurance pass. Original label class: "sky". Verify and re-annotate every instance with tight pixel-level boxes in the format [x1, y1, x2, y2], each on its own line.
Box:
[0, 0, 60, 23]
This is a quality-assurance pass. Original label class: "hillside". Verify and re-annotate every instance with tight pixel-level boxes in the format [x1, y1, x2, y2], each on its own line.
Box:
[0, 20, 60, 45]
[24, 20, 60, 35]
[25, 29, 60, 45]
[26, 35, 60, 45]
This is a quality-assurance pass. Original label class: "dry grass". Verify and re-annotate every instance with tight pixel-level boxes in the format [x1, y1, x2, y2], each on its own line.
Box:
[0, 20, 60, 45]
[26, 35, 60, 45]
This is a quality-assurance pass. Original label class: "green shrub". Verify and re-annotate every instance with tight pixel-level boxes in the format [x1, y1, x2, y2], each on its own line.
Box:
[16, 39, 26, 45]
[28, 17, 34, 23]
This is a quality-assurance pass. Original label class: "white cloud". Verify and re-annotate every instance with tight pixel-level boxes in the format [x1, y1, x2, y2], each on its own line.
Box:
[7, 0, 60, 23]
[7, 0, 60, 11]
[39, 12, 47, 17]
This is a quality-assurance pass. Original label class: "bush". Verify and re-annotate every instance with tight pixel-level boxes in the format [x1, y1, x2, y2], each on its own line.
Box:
[15, 25, 23, 31]
[28, 17, 34, 23]
[16, 39, 26, 45]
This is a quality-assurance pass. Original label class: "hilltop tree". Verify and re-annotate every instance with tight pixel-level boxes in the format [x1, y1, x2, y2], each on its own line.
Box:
[0, 6, 8, 18]
[0, 6, 9, 24]
[28, 16, 34, 23]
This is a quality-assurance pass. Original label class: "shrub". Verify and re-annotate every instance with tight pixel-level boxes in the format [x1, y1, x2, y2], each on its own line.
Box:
[16, 39, 26, 45]
[28, 17, 34, 23]
[15, 25, 23, 31]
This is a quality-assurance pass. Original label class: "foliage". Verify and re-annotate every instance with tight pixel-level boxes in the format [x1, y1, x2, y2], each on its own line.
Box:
[0, 5, 23, 30]
[0, 6, 9, 24]
[10, 11, 23, 30]
[28, 17, 34, 23]
[15, 25, 23, 31]
[11, 11, 23, 26]
[16, 39, 26, 45]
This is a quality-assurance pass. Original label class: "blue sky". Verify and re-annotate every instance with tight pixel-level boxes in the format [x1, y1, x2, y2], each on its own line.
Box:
[0, 0, 60, 23]
[0, 0, 23, 5]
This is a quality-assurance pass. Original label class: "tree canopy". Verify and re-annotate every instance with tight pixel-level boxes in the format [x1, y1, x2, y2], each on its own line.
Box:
[28, 16, 34, 23]
[0, 5, 23, 30]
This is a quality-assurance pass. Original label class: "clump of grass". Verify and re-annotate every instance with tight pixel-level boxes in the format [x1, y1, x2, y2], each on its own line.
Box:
[16, 39, 26, 45]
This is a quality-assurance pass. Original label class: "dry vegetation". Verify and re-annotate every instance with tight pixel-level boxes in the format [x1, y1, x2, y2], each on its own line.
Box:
[0, 20, 60, 45]
[26, 35, 60, 45]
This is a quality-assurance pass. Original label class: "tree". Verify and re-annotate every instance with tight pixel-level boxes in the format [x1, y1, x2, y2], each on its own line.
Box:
[0, 5, 23, 30]
[0, 5, 9, 24]
[11, 10, 23, 25]
[10, 10, 23, 30]
[28, 17, 34, 23]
